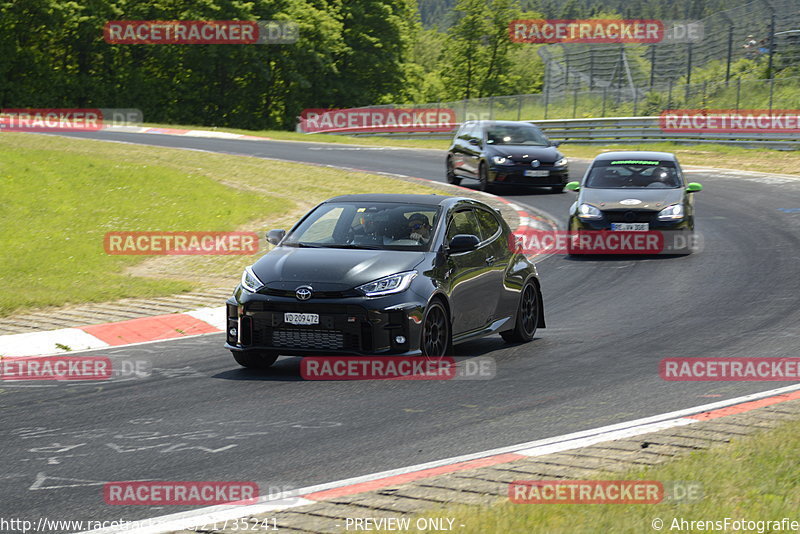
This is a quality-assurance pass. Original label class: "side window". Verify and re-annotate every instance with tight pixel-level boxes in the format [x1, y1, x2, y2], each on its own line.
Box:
[447, 209, 482, 241]
[458, 122, 473, 141]
[469, 124, 483, 143]
[474, 208, 501, 242]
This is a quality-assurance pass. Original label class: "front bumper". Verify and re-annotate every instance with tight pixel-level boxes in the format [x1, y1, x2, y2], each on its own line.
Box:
[224, 287, 427, 356]
[489, 165, 569, 187]
[569, 212, 695, 254]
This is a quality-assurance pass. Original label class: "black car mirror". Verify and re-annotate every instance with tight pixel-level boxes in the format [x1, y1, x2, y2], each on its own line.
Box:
[550, 140, 561, 147]
[448, 234, 480, 254]
[266, 229, 286, 245]
[468, 138, 481, 147]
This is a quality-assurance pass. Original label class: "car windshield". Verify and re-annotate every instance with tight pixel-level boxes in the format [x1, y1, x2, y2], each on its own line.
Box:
[485, 124, 549, 146]
[282, 202, 441, 251]
[585, 160, 682, 188]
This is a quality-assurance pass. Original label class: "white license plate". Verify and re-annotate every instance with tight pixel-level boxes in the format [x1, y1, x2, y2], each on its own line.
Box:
[284, 313, 319, 326]
[611, 223, 649, 231]
[524, 170, 550, 177]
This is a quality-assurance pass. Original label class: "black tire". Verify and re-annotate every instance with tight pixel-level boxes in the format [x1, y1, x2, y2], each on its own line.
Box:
[446, 157, 462, 185]
[477, 162, 490, 192]
[232, 350, 279, 369]
[501, 282, 539, 343]
[421, 300, 451, 357]
[550, 185, 565, 193]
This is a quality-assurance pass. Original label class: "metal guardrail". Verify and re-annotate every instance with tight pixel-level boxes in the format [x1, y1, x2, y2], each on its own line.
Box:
[337, 116, 800, 149]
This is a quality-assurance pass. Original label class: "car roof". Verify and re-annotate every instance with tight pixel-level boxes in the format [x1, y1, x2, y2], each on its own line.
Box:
[461, 120, 541, 128]
[592, 151, 677, 162]
[325, 193, 456, 207]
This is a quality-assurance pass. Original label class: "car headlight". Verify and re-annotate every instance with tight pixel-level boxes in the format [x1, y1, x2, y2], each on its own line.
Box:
[356, 271, 417, 297]
[555, 157, 568, 167]
[491, 155, 514, 165]
[657, 203, 684, 221]
[577, 203, 603, 220]
[241, 266, 265, 293]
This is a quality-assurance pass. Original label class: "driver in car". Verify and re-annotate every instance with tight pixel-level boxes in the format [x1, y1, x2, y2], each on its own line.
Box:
[407, 213, 432, 244]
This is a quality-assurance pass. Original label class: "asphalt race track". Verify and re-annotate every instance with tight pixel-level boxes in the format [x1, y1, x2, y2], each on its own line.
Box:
[3, 130, 800, 529]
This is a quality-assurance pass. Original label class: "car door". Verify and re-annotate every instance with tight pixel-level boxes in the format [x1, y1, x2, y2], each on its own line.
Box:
[462, 123, 483, 176]
[450, 123, 470, 176]
[473, 206, 506, 326]
[444, 206, 497, 335]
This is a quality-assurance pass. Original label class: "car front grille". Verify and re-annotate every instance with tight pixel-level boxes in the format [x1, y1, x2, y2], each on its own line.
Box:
[271, 329, 348, 350]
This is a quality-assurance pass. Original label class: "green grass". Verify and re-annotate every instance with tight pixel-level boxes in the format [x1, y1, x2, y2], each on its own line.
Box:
[0, 133, 437, 316]
[402, 418, 800, 533]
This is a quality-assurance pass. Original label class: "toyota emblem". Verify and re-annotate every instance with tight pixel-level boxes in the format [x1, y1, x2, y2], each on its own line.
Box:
[531, 160, 541, 168]
[295, 286, 312, 300]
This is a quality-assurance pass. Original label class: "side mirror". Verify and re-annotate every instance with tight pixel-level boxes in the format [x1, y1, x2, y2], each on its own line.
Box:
[266, 229, 286, 245]
[468, 138, 481, 146]
[686, 182, 703, 193]
[550, 140, 561, 147]
[565, 181, 581, 192]
[447, 234, 480, 254]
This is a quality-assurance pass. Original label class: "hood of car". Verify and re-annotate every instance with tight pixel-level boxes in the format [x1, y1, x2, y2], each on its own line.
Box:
[252, 246, 425, 291]
[580, 188, 684, 211]
[486, 144, 561, 164]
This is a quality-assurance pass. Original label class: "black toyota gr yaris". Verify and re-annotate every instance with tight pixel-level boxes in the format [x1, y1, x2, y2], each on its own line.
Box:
[225, 194, 545, 368]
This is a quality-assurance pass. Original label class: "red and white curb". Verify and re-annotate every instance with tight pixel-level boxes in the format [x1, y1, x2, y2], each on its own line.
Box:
[106, 125, 273, 142]
[0, 307, 226, 358]
[84, 382, 800, 533]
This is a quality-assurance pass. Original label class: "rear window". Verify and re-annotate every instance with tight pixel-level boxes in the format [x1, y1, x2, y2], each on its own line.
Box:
[585, 160, 682, 189]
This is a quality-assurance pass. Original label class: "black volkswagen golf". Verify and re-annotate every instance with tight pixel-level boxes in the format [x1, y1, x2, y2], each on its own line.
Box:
[225, 194, 545, 368]
[446, 120, 569, 192]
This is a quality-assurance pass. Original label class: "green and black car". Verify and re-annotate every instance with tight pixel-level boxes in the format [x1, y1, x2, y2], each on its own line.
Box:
[566, 151, 703, 255]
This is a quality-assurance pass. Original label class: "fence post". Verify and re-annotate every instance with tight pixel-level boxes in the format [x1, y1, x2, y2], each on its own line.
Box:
[589, 50, 594, 90]
[685, 43, 693, 102]
[769, 77, 775, 112]
[767, 11, 776, 79]
[517, 95, 523, 121]
[725, 26, 733, 84]
[489, 96, 494, 120]
[544, 83, 549, 120]
[735, 78, 741, 111]
[702, 81, 707, 108]
[601, 87, 607, 117]
[649, 46, 656, 91]
[667, 79, 673, 110]
[633, 89, 638, 116]
[572, 88, 578, 118]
